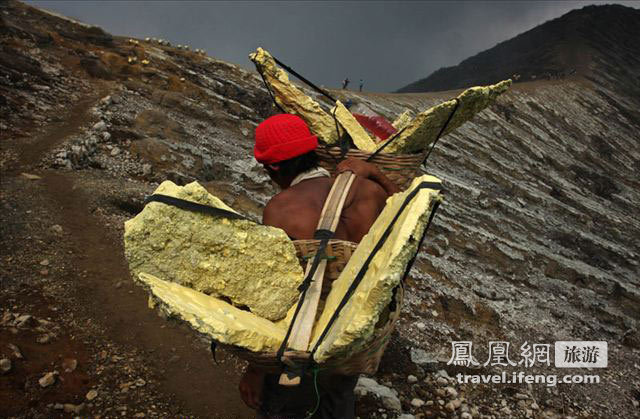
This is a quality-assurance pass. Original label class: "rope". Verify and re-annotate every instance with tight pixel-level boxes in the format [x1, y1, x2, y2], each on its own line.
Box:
[303, 366, 322, 419]
[331, 106, 351, 160]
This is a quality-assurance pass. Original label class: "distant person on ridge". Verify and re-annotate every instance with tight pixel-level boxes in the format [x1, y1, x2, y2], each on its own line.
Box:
[359, 79, 364, 92]
[342, 77, 350, 89]
[239, 113, 399, 419]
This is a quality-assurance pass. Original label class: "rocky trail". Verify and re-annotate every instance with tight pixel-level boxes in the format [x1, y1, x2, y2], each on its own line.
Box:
[2, 87, 253, 418]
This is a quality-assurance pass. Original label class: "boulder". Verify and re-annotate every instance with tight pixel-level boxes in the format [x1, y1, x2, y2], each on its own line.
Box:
[354, 377, 401, 411]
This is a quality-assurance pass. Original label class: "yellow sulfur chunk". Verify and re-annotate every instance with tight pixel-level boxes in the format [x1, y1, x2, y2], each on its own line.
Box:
[311, 175, 442, 362]
[391, 109, 414, 131]
[377, 80, 512, 154]
[124, 181, 304, 321]
[331, 100, 378, 152]
[137, 272, 286, 352]
[249, 48, 338, 144]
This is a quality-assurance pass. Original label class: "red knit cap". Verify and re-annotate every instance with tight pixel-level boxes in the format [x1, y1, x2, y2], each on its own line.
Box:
[254, 114, 318, 164]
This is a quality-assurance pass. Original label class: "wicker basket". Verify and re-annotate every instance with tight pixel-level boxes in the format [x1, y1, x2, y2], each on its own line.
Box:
[316, 147, 425, 189]
[222, 239, 403, 376]
[293, 239, 356, 299]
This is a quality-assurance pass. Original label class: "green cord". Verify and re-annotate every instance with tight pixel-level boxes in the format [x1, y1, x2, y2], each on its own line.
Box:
[304, 367, 321, 419]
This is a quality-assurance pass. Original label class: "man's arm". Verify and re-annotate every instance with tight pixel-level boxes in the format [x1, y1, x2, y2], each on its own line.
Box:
[336, 158, 400, 196]
[239, 365, 266, 410]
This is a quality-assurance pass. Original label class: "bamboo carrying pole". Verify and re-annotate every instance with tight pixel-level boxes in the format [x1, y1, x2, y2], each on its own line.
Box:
[278, 171, 356, 386]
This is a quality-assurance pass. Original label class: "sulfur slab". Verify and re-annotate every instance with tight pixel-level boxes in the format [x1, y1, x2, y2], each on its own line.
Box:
[311, 175, 442, 362]
[124, 180, 304, 321]
[331, 100, 379, 152]
[379, 80, 512, 154]
[138, 272, 287, 352]
[249, 47, 338, 144]
[391, 109, 414, 131]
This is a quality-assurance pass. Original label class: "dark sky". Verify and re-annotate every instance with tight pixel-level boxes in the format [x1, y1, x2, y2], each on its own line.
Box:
[28, 1, 638, 92]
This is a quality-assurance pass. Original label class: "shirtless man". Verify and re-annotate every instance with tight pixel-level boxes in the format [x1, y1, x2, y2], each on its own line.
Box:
[239, 114, 399, 419]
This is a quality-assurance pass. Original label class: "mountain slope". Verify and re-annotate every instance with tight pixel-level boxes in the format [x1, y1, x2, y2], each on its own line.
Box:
[397, 4, 640, 93]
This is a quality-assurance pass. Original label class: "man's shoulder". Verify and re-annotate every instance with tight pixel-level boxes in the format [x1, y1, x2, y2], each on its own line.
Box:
[351, 176, 388, 201]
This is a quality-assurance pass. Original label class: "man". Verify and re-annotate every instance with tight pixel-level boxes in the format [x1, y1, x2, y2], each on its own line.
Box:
[239, 113, 399, 418]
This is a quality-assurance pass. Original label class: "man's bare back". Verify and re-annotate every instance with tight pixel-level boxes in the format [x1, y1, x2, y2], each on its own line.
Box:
[263, 175, 388, 243]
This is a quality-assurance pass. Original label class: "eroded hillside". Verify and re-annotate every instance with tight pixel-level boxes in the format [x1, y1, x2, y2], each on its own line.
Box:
[1, 1, 639, 418]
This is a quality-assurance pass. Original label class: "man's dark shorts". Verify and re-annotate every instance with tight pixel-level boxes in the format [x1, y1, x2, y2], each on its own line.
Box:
[258, 373, 358, 419]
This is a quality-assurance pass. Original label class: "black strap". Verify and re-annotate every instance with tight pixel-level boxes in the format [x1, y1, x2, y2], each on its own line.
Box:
[273, 56, 337, 104]
[276, 227, 336, 363]
[399, 200, 441, 282]
[422, 98, 460, 167]
[256, 65, 286, 113]
[210, 340, 219, 364]
[309, 181, 443, 360]
[330, 106, 352, 160]
[144, 194, 250, 222]
[367, 126, 408, 161]
[313, 229, 334, 240]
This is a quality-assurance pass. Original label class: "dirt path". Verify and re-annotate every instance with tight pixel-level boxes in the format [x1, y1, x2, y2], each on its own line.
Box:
[2, 87, 252, 418]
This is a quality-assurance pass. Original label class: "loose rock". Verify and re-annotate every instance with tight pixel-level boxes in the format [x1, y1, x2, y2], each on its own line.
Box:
[411, 347, 437, 367]
[62, 358, 77, 372]
[8, 343, 23, 359]
[36, 334, 51, 344]
[15, 314, 34, 328]
[411, 398, 425, 407]
[50, 224, 64, 235]
[86, 389, 98, 401]
[0, 358, 12, 374]
[355, 377, 402, 411]
[21, 172, 42, 180]
[63, 403, 84, 414]
[39, 372, 56, 387]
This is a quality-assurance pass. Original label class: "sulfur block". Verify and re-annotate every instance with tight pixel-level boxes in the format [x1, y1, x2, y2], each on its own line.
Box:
[137, 272, 286, 352]
[391, 109, 414, 131]
[249, 48, 338, 144]
[379, 80, 511, 154]
[124, 180, 304, 321]
[332, 100, 378, 152]
[311, 175, 442, 362]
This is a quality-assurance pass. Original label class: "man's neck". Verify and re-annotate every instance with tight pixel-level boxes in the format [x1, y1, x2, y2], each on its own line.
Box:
[289, 167, 330, 188]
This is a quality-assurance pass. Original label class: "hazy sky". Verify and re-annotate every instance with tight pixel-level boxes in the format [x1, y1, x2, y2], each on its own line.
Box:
[28, 1, 639, 92]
